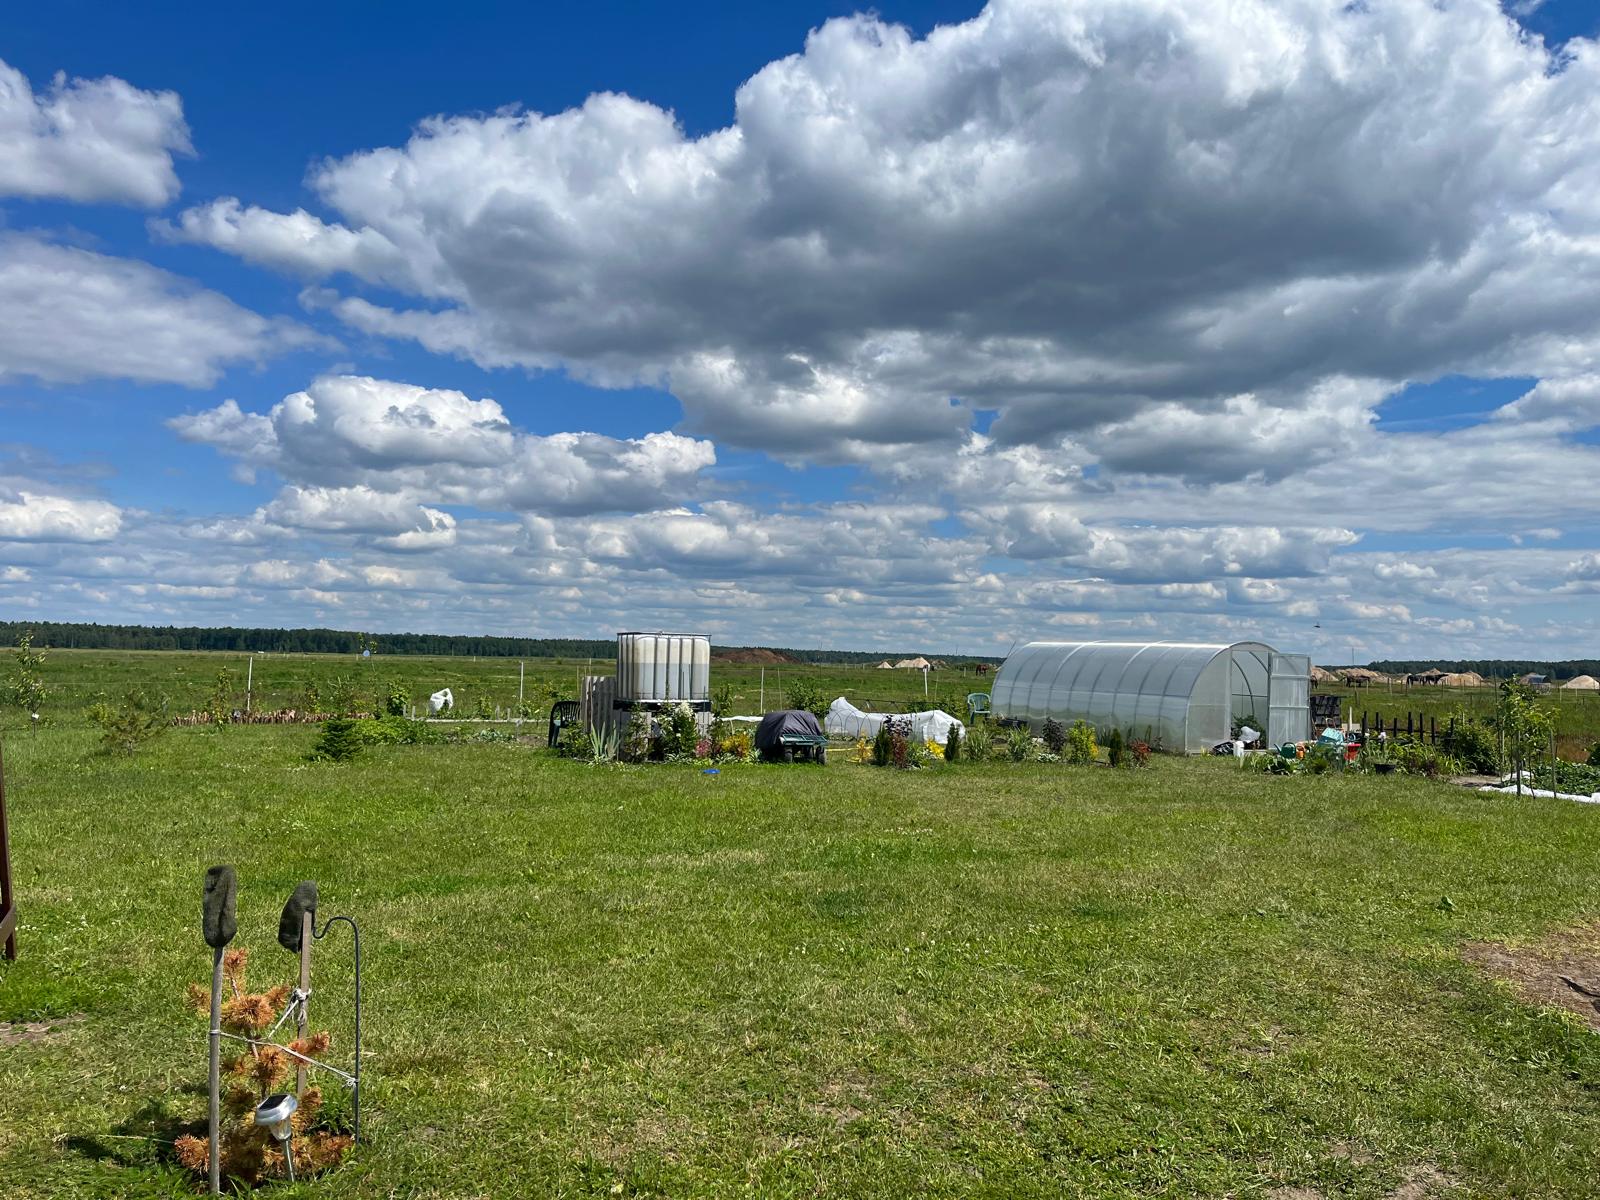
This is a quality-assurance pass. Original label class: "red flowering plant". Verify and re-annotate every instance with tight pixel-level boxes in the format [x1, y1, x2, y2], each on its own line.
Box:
[174, 948, 352, 1186]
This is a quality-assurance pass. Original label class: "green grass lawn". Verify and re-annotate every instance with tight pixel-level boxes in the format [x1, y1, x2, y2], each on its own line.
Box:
[3, 726, 1600, 1198]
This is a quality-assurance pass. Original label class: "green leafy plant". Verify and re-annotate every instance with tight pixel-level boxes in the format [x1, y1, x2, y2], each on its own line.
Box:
[1523, 759, 1600, 795]
[1585, 740, 1600, 768]
[1006, 725, 1035, 763]
[1390, 737, 1461, 779]
[382, 679, 410, 717]
[962, 724, 992, 762]
[1041, 717, 1066, 755]
[1065, 720, 1097, 765]
[91, 689, 169, 755]
[206, 667, 237, 724]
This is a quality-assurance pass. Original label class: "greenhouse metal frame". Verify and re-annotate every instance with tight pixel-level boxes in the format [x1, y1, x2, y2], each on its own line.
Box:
[989, 641, 1310, 754]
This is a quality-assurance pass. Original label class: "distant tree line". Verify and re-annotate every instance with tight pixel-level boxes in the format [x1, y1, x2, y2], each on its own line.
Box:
[1367, 659, 1600, 680]
[0, 621, 1000, 665]
[0, 621, 614, 658]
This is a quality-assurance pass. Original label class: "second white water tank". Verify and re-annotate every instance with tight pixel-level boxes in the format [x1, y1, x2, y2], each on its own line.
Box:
[615, 632, 711, 704]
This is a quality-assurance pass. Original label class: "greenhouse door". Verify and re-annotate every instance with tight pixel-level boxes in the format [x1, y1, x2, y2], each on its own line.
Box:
[1267, 654, 1310, 746]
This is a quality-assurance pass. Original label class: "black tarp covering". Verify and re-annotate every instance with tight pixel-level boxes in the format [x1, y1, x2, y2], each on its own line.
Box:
[754, 709, 825, 751]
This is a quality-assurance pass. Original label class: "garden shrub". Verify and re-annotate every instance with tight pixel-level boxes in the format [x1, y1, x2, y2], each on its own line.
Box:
[944, 723, 961, 763]
[1128, 739, 1152, 767]
[1587, 740, 1600, 768]
[1440, 714, 1502, 774]
[888, 718, 915, 769]
[661, 701, 700, 758]
[783, 678, 829, 721]
[1390, 737, 1460, 779]
[1065, 720, 1097, 765]
[1106, 727, 1126, 768]
[1041, 717, 1066, 755]
[382, 679, 410, 717]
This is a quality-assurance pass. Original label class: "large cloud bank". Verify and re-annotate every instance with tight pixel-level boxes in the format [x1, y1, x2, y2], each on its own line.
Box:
[164, 0, 1600, 474]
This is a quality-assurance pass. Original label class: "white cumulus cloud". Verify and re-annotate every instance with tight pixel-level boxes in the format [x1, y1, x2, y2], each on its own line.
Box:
[0, 235, 325, 386]
[171, 374, 717, 519]
[0, 56, 191, 206]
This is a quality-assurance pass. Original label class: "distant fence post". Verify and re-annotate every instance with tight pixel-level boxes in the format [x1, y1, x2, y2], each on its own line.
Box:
[1, 731, 16, 960]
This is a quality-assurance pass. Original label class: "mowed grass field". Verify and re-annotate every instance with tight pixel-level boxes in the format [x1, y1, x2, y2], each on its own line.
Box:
[3, 712, 1600, 1197]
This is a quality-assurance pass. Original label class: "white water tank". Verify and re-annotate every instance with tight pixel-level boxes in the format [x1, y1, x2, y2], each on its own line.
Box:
[616, 632, 711, 706]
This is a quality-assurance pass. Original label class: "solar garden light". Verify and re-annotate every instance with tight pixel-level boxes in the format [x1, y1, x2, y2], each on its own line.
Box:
[201, 865, 239, 1197]
[199, 871, 366, 1194]
[254, 1092, 299, 1182]
[276, 879, 364, 1145]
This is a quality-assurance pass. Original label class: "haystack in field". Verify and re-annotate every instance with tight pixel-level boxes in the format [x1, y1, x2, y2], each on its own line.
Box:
[1561, 674, 1600, 691]
[1440, 671, 1486, 687]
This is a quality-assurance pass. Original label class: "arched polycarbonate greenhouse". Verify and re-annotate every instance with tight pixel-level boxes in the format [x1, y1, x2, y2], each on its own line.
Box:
[990, 641, 1310, 754]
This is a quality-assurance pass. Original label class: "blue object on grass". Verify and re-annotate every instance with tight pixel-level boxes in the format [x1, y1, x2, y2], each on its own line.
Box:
[702, 768, 720, 775]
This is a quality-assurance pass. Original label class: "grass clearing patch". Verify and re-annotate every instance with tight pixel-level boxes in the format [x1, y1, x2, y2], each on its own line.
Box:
[1, 723, 1599, 1196]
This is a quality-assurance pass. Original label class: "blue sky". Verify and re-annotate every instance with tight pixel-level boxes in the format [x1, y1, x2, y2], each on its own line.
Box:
[3, 0, 1600, 659]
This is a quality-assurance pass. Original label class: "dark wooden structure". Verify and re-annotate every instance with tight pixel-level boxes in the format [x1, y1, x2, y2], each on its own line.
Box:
[1, 733, 16, 960]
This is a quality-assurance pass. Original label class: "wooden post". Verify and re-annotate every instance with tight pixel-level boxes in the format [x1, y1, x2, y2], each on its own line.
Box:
[296, 909, 312, 1096]
[0, 731, 16, 961]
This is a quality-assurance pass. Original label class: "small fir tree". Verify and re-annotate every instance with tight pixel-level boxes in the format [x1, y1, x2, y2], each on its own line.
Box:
[175, 948, 351, 1185]
[1106, 727, 1127, 768]
[1041, 717, 1066, 755]
[944, 723, 962, 763]
[311, 717, 365, 762]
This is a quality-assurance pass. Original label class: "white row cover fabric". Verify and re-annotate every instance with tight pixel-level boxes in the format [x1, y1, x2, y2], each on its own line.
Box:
[428, 688, 453, 714]
[990, 641, 1308, 754]
[825, 697, 963, 744]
